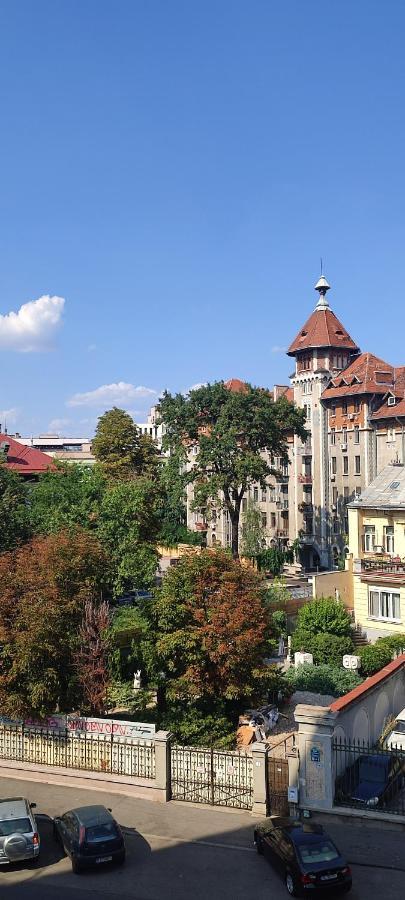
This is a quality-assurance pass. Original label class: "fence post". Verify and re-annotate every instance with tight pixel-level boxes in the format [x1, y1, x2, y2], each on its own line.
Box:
[251, 741, 268, 818]
[294, 704, 338, 812]
[154, 730, 173, 801]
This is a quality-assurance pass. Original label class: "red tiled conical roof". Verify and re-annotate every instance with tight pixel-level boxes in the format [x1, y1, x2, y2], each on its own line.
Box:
[287, 306, 359, 356]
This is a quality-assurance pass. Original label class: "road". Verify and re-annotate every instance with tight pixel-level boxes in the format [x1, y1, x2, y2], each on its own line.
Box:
[0, 775, 404, 899]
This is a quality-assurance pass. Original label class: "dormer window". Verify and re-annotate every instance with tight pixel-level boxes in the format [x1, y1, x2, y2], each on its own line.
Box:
[388, 395, 396, 407]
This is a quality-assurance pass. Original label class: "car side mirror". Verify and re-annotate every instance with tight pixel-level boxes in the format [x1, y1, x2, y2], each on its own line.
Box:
[30, 803, 37, 809]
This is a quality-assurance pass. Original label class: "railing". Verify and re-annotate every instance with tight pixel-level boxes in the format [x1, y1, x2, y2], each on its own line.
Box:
[334, 738, 405, 817]
[0, 724, 156, 779]
[267, 731, 295, 758]
[361, 558, 405, 574]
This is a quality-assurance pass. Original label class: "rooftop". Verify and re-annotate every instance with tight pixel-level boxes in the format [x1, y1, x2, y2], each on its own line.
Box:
[0, 434, 55, 476]
[287, 278, 359, 356]
[322, 352, 395, 400]
[348, 463, 405, 510]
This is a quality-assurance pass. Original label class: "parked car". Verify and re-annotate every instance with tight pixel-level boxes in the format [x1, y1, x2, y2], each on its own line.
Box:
[0, 797, 40, 866]
[254, 817, 351, 896]
[335, 752, 404, 808]
[53, 804, 125, 873]
[384, 708, 405, 752]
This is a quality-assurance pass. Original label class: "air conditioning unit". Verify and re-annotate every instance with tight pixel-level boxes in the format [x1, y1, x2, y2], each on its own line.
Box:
[341, 444, 347, 452]
[330, 475, 336, 481]
[348, 414, 354, 420]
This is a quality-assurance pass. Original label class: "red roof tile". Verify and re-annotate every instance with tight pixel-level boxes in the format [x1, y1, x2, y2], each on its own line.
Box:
[322, 352, 394, 401]
[287, 307, 359, 355]
[371, 367, 405, 420]
[0, 434, 55, 475]
[330, 654, 405, 712]
[224, 378, 249, 393]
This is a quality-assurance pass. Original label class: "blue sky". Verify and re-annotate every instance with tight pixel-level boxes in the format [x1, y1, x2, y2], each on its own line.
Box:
[0, 1, 404, 435]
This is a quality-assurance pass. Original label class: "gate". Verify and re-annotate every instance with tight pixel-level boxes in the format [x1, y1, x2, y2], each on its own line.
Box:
[171, 746, 253, 809]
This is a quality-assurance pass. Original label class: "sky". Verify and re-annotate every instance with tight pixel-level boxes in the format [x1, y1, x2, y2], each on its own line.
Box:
[0, 0, 405, 436]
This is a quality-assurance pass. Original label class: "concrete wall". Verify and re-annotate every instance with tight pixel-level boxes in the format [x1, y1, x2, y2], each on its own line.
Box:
[312, 566, 354, 610]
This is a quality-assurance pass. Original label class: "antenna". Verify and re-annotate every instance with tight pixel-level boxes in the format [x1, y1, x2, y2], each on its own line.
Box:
[320, 257, 323, 276]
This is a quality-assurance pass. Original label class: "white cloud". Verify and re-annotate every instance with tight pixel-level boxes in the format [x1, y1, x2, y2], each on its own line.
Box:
[0, 407, 19, 429]
[271, 345, 287, 354]
[47, 417, 72, 433]
[67, 382, 157, 409]
[185, 382, 207, 394]
[0, 295, 65, 352]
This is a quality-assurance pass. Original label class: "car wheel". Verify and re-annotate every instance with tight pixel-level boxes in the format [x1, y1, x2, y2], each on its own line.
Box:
[285, 871, 299, 896]
[71, 857, 82, 874]
[254, 832, 263, 855]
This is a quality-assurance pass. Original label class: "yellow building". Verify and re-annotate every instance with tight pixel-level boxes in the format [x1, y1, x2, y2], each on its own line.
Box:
[348, 464, 405, 640]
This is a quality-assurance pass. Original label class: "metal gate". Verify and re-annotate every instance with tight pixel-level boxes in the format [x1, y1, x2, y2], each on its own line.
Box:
[171, 746, 253, 809]
[267, 756, 289, 815]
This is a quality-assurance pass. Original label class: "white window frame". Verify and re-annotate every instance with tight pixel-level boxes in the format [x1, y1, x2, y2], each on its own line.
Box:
[330, 428, 336, 445]
[363, 525, 375, 553]
[384, 525, 395, 554]
[368, 588, 401, 623]
[354, 426, 360, 444]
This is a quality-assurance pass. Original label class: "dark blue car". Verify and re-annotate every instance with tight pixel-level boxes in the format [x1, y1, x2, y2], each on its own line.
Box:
[338, 753, 404, 809]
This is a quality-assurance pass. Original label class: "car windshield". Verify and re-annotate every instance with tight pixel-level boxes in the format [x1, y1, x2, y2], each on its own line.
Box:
[358, 760, 387, 783]
[0, 818, 32, 836]
[86, 823, 118, 843]
[298, 841, 340, 865]
[393, 721, 405, 735]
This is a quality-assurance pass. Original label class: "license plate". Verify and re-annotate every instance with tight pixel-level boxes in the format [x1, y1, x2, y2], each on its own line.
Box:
[320, 874, 337, 881]
[96, 855, 112, 863]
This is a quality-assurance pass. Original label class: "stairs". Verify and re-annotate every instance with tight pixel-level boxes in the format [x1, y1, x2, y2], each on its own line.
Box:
[352, 624, 368, 648]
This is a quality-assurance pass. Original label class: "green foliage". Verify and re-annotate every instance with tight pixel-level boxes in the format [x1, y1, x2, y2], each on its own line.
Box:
[108, 605, 150, 680]
[358, 642, 393, 676]
[376, 634, 405, 654]
[159, 382, 306, 556]
[257, 547, 287, 575]
[272, 609, 287, 638]
[265, 578, 290, 608]
[297, 633, 355, 666]
[0, 466, 31, 552]
[30, 463, 105, 535]
[98, 477, 161, 595]
[106, 680, 154, 715]
[159, 701, 236, 748]
[292, 597, 352, 653]
[92, 407, 159, 481]
[285, 663, 362, 698]
[157, 451, 204, 547]
[240, 501, 266, 559]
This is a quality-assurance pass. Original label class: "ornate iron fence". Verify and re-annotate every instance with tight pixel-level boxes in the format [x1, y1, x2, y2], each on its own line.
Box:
[333, 738, 405, 816]
[0, 724, 155, 779]
[171, 746, 253, 809]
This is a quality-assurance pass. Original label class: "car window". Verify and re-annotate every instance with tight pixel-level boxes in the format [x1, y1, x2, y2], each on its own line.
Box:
[0, 817, 32, 836]
[298, 841, 340, 865]
[86, 823, 119, 843]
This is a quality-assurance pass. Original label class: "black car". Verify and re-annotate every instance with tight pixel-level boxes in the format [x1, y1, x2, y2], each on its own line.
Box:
[335, 753, 404, 809]
[254, 817, 352, 896]
[53, 805, 125, 873]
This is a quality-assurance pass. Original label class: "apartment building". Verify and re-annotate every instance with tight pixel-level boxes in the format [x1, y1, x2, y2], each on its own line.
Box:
[17, 435, 95, 465]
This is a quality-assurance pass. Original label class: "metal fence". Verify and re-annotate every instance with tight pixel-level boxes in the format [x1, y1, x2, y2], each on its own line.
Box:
[0, 724, 155, 779]
[333, 738, 405, 816]
[171, 745, 253, 809]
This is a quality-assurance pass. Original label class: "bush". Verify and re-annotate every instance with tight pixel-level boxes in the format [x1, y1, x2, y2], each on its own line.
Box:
[285, 663, 362, 698]
[293, 597, 353, 642]
[376, 634, 405, 655]
[358, 643, 393, 676]
[303, 633, 355, 666]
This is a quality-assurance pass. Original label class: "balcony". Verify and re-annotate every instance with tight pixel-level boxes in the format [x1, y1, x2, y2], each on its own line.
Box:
[298, 474, 312, 484]
[360, 557, 405, 574]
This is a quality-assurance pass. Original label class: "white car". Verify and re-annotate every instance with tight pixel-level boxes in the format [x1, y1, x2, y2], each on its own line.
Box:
[385, 708, 405, 751]
[0, 797, 40, 865]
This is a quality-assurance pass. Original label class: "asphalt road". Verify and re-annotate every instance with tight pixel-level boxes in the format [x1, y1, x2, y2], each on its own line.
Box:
[0, 775, 404, 899]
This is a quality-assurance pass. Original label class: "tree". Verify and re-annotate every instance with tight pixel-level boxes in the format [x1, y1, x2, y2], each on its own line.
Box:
[0, 529, 108, 718]
[291, 596, 353, 654]
[73, 599, 111, 715]
[0, 466, 31, 551]
[97, 477, 161, 596]
[257, 546, 287, 576]
[29, 463, 105, 535]
[148, 549, 273, 702]
[157, 450, 204, 547]
[240, 500, 266, 559]
[158, 382, 306, 557]
[92, 407, 159, 481]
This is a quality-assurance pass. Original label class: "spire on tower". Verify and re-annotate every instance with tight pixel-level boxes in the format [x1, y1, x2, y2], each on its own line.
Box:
[314, 275, 331, 309]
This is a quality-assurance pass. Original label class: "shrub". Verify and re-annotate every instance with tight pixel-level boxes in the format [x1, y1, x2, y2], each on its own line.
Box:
[376, 634, 405, 655]
[285, 663, 362, 698]
[291, 598, 352, 655]
[304, 633, 355, 666]
[358, 643, 393, 676]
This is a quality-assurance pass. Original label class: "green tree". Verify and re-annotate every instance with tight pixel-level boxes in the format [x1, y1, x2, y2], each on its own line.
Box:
[358, 643, 393, 676]
[158, 451, 204, 547]
[98, 477, 161, 595]
[0, 466, 31, 551]
[300, 633, 355, 666]
[29, 463, 105, 535]
[0, 529, 108, 718]
[147, 548, 273, 703]
[92, 407, 159, 481]
[285, 663, 362, 698]
[291, 596, 353, 653]
[240, 500, 266, 559]
[158, 382, 306, 557]
[257, 546, 287, 576]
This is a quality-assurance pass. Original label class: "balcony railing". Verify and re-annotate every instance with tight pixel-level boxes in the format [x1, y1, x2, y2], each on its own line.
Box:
[361, 557, 405, 574]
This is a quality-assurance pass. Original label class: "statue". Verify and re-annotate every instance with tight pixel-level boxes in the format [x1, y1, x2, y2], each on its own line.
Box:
[133, 670, 141, 692]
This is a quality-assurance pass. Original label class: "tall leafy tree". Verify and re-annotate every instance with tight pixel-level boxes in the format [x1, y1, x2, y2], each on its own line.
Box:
[0, 529, 108, 718]
[0, 466, 31, 551]
[92, 407, 159, 481]
[29, 463, 105, 535]
[240, 500, 267, 559]
[158, 382, 307, 557]
[147, 549, 273, 702]
[73, 599, 111, 715]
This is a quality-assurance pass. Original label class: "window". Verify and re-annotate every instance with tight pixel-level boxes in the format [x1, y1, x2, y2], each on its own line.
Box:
[261, 488, 267, 502]
[303, 403, 311, 422]
[271, 513, 276, 528]
[242, 498, 247, 512]
[354, 426, 360, 444]
[330, 428, 336, 445]
[354, 399, 361, 413]
[211, 509, 217, 523]
[355, 486, 361, 497]
[261, 514, 267, 528]
[363, 525, 375, 552]
[332, 486, 338, 504]
[387, 427, 395, 443]
[331, 457, 337, 475]
[342, 427, 348, 446]
[269, 487, 275, 503]
[368, 589, 400, 622]
[343, 456, 349, 475]
[344, 486, 350, 502]
[355, 455, 361, 475]
[385, 525, 395, 554]
[330, 402, 336, 417]
[253, 487, 258, 502]
[388, 395, 396, 407]
[342, 399, 348, 415]
[333, 519, 340, 534]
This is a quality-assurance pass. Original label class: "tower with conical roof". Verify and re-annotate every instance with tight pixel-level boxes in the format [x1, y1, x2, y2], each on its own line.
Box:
[287, 277, 359, 569]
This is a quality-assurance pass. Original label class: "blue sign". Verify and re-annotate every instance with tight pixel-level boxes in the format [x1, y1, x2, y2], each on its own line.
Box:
[310, 746, 321, 763]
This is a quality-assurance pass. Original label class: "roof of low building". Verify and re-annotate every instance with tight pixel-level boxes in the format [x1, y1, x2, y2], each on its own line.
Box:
[224, 378, 249, 393]
[348, 463, 405, 509]
[321, 352, 395, 400]
[0, 433, 55, 475]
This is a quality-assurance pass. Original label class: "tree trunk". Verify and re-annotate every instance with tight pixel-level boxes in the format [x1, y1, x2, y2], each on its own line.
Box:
[231, 510, 240, 559]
